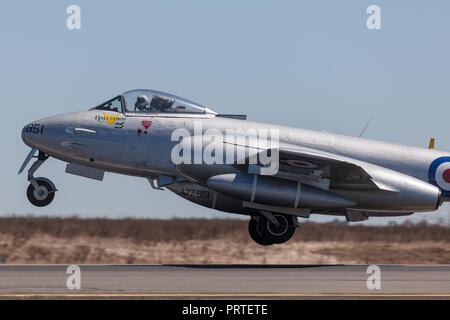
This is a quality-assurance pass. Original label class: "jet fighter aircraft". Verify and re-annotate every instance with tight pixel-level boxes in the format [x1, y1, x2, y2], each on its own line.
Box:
[19, 89, 450, 245]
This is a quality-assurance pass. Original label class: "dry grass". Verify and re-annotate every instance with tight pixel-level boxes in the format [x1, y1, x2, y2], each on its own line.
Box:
[0, 216, 449, 264]
[1, 216, 449, 243]
[0, 216, 248, 243]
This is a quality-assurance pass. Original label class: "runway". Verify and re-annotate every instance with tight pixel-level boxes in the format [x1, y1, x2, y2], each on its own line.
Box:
[0, 264, 449, 299]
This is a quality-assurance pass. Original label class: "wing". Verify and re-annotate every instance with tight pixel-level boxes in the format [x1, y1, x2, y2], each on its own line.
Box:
[240, 146, 391, 191]
[276, 148, 378, 190]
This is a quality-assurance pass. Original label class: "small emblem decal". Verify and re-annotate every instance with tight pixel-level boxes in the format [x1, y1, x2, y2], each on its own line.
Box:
[94, 113, 126, 129]
[141, 120, 152, 130]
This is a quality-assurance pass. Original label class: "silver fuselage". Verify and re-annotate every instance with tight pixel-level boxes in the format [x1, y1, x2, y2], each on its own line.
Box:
[21, 109, 450, 216]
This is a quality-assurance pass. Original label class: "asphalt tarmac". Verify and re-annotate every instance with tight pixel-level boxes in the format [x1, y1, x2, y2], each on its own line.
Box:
[0, 264, 449, 299]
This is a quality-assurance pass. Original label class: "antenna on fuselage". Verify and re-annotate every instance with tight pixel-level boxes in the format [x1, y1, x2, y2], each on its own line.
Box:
[359, 116, 373, 138]
[428, 138, 435, 149]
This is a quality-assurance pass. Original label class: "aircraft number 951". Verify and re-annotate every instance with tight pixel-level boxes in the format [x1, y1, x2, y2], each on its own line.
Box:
[25, 123, 44, 135]
[181, 188, 210, 199]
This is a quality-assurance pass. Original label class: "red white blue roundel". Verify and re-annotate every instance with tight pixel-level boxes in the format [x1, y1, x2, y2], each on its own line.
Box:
[428, 157, 450, 197]
[280, 159, 323, 169]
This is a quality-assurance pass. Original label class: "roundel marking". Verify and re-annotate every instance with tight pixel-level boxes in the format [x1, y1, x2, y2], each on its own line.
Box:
[443, 169, 450, 183]
[428, 156, 450, 196]
[280, 159, 322, 169]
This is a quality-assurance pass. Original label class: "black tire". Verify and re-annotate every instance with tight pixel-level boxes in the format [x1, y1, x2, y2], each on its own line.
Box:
[258, 214, 296, 244]
[248, 218, 274, 246]
[27, 179, 55, 207]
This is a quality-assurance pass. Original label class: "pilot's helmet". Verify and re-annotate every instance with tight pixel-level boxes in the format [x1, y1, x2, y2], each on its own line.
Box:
[135, 95, 150, 111]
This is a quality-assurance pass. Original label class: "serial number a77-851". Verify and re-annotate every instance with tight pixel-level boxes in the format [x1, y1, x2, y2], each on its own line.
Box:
[181, 188, 210, 200]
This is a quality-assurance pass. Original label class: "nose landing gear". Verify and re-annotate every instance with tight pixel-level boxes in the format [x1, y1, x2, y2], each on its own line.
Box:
[19, 149, 57, 207]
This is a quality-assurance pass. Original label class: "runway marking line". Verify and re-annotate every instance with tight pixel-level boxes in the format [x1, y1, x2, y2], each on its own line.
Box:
[1, 293, 450, 298]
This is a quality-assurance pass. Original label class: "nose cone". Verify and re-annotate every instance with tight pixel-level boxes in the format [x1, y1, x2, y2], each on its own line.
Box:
[21, 113, 76, 151]
[21, 123, 37, 148]
[21, 122, 48, 148]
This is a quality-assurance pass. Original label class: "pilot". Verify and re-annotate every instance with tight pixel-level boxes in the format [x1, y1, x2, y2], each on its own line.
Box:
[134, 95, 151, 112]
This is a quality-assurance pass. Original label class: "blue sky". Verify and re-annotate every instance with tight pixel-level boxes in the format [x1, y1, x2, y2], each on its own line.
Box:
[1, 1, 449, 224]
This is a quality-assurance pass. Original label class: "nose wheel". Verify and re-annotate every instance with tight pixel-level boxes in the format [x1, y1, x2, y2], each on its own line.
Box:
[19, 149, 57, 207]
[27, 178, 55, 207]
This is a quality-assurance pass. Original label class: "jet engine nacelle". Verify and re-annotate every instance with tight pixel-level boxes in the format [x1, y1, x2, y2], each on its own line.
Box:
[207, 173, 357, 209]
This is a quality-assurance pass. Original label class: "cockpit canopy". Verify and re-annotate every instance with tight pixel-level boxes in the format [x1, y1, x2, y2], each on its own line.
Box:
[91, 89, 217, 116]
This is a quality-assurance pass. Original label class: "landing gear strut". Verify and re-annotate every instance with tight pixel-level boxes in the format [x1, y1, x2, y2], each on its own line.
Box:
[19, 149, 57, 207]
[248, 213, 297, 246]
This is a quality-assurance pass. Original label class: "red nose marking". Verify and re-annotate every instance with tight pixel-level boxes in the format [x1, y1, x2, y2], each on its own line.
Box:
[443, 169, 450, 183]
